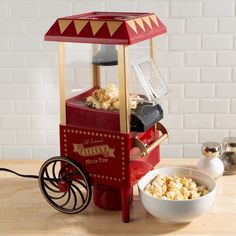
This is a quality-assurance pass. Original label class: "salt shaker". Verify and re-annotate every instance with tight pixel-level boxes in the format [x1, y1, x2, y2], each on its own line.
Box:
[197, 142, 224, 179]
[220, 137, 236, 175]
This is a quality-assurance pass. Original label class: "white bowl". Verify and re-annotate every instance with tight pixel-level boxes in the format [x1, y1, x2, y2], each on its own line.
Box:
[138, 167, 217, 223]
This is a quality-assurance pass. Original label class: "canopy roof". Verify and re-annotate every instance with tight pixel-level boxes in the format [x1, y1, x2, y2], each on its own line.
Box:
[44, 12, 167, 45]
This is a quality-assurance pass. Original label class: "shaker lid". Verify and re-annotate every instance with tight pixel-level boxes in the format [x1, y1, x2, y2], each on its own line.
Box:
[202, 142, 221, 158]
[223, 137, 236, 152]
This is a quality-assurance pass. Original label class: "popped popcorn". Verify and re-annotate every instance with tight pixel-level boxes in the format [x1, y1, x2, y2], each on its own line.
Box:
[85, 83, 143, 111]
[144, 174, 209, 200]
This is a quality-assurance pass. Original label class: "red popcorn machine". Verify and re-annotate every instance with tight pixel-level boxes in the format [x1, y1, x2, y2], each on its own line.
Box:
[39, 11, 169, 223]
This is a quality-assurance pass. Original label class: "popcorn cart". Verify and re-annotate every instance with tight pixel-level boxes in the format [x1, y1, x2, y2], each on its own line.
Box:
[39, 11, 168, 223]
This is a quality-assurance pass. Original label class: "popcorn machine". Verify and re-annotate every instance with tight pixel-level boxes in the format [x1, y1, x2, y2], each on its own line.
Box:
[39, 11, 168, 223]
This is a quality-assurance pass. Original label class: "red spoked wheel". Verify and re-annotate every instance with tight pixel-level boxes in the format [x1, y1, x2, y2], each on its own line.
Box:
[39, 156, 92, 214]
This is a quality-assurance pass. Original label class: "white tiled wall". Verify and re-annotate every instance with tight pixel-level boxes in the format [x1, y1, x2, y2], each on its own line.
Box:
[0, 0, 236, 159]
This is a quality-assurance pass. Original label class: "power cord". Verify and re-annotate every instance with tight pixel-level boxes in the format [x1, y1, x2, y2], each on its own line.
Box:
[0, 168, 39, 179]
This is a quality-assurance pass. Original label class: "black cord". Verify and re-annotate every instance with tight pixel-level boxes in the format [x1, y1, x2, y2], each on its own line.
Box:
[0, 168, 39, 179]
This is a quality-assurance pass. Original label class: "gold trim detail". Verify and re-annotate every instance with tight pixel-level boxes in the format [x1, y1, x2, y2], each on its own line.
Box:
[149, 15, 159, 28]
[107, 21, 123, 36]
[89, 173, 120, 181]
[58, 20, 72, 34]
[132, 122, 168, 157]
[135, 18, 145, 31]
[142, 16, 152, 29]
[126, 20, 137, 33]
[73, 143, 115, 158]
[90, 21, 105, 35]
[74, 20, 88, 35]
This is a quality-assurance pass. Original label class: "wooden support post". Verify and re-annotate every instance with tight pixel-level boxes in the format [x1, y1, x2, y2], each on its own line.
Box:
[118, 45, 130, 134]
[58, 42, 66, 125]
[150, 37, 157, 63]
[92, 44, 101, 87]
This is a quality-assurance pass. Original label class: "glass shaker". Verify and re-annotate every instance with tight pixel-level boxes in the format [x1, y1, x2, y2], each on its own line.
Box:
[220, 137, 236, 175]
[197, 142, 224, 179]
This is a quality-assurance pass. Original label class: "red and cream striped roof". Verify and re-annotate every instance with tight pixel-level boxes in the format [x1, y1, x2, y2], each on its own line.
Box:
[44, 12, 167, 45]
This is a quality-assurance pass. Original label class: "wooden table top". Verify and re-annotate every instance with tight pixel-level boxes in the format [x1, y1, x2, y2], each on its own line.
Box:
[0, 159, 235, 236]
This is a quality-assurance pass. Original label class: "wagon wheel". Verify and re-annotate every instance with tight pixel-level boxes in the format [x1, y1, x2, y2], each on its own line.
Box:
[39, 156, 92, 214]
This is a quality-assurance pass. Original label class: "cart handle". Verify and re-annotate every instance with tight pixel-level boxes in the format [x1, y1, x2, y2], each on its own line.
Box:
[132, 122, 168, 157]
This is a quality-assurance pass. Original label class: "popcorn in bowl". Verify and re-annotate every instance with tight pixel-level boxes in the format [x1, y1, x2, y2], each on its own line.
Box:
[85, 83, 143, 111]
[144, 174, 209, 200]
[138, 167, 217, 223]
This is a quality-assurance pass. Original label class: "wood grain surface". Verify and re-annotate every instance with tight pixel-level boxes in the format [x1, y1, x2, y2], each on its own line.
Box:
[0, 159, 235, 236]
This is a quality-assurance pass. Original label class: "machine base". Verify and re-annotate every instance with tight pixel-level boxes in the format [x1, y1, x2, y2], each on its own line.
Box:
[93, 184, 133, 212]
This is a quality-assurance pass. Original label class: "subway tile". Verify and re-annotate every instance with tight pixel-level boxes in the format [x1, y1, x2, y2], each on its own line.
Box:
[9, 2, 39, 18]
[138, 1, 169, 17]
[161, 18, 185, 34]
[26, 52, 58, 67]
[25, 19, 55, 35]
[32, 145, 59, 159]
[201, 67, 231, 82]
[230, 99, 236, 113]
[169, 99, 199, 114]
[187, 18, 217, 34]
[184, 114, 214, 129]
[169, 35, 201, 50]
[233, 68, 236, 82]
[219, 18, 236, 33]
[167, 84, 184, 98]
[199, 130, 229, 143]
[105, 1, 137, 12]
[0, 131, 16, 145]
[169, 68, 200, 83]
[0, 3, 8, 17]
[0, 116, 30, 130]
[45, 100, 60, 115]
[183, 145, 202, 158]
[168, 129, 198, 144]
[0, 20, 24, 35]
[0, 52, 26, 67]
[16, 131, 46, 145]
[39, 3, 72, 18]
[0, 69, 12, 83]
[31, 116, 59, 130]
[11, 36, 41, 50]
[30, 85, 59, 99]
[0, 101, 14, 115]
[203, 1, 234, 17]
[185, 84, 215, 98]
[73, 1, 104, 14]
[215, 115, 236, 128]
[186, 52, 216, 66]
[0, 36, 10, 50]
[0, 85, 29, 99]
[216, 84, 236, 98]
[2, 146, 32, 160]
[46, 131, 59, 145]
[157, 52, 184, 67]
[161, 145, 183, 158]
[202, 35, 233, 50]
[12, 68, 43, 84]
[171, 1, 202, 17]
[162, 114, 183, 129]
[217, 52, 236, 66]
[15, 100, 45, 115]
[200, 99, 230, 113]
